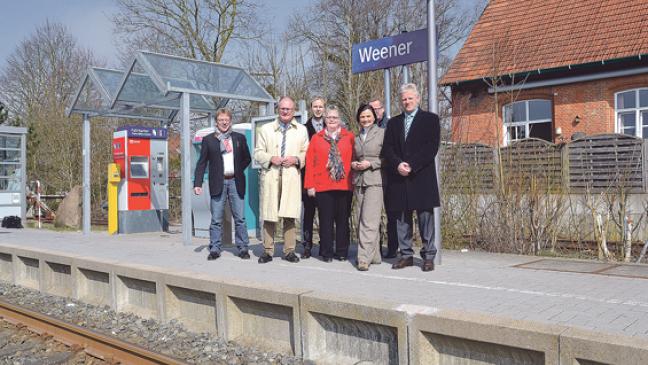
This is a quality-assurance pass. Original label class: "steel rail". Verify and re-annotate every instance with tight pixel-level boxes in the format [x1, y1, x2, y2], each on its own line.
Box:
[0, 299, 187, 365]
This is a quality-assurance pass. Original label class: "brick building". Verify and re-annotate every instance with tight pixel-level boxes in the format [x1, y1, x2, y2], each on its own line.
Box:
[441, 0, 648, 146]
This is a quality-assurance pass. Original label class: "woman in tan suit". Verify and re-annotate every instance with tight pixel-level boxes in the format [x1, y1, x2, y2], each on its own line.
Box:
[351, 103, 385, 271]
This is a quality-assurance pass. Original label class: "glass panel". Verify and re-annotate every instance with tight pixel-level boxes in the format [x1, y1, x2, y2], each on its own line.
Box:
[141, 52, 273, 101]
[503, 104, 513, 123]
[512, 102, 527, 122]
[528, 100, 552, 121]
[0, 150, 20, 162]
[619, 112, 636, 136]
[0, 178, 20, 191]
[640, 89, 648, 108]
[0, 164, 20, 178]
[0, 136, 21, 149]
[528, 121, 552, 141]
[130, 156, 149, 178]
[507, 125, 525, 140]
[617, 90, 636, 109]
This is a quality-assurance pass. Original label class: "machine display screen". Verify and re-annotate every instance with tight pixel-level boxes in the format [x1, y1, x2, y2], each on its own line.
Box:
[129, 156, 149, 178]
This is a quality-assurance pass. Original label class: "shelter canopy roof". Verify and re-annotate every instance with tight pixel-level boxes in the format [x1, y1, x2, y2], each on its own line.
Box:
[69, 51, 275, 120]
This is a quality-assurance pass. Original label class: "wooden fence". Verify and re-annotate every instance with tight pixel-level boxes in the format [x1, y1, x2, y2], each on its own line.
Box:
[440, 134, 648, 193]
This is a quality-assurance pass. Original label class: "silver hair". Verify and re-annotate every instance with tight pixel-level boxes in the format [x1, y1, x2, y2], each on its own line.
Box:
[325, 105, 340, 116]
[399, 83, 419, 97]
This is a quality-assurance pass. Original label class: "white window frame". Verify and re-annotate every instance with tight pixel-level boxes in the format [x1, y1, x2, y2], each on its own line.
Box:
[615, 88, 648, 138]
[502, 99, 552, 146]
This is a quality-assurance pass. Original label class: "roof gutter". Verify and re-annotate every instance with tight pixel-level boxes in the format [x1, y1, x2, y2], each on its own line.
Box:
[488, 65, 648, 94]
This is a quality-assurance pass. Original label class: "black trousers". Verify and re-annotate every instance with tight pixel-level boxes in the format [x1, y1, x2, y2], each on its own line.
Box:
[316, 190, 351, 258]
[302, 191, 318, 246]
[383, 211, 400, 256]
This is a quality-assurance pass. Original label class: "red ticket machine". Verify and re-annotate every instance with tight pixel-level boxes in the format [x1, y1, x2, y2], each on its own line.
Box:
[112, 126, 168, 233]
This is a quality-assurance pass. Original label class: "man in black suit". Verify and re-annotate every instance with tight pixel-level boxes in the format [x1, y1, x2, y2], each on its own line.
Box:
[369, 97, 398, 258]
[194, 108, 252, 261]
[300, 96, 326, 258]
[380, 83, 440, 272]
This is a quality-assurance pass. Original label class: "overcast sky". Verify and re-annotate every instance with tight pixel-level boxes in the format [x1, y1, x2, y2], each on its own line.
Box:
[0, 0, 481, 69]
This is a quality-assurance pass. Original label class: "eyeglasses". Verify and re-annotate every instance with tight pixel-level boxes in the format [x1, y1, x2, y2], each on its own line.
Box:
[325, 116, 340, 120]
[279, 108, 294, 111]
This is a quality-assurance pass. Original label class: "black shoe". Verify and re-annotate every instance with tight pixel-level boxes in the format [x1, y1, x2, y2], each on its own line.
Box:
[238, 251, 250, 259]
[321, 256, 333, 263]
[283, 252, 300, 263]
[334, 254, 347, 261]
[207, 252, 220, 261]
[302, 247, 312, 259]
[258, 253, 273, 264]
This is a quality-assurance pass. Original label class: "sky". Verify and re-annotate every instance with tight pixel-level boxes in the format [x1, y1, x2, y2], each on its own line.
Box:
[0, 0, 481, 69]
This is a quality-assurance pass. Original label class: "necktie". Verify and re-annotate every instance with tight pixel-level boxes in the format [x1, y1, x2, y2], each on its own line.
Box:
[360, 128, 366, 142]
[223, 138, 233, 153]
[404, 114, 414, 138]
[280, 125, 287, 157]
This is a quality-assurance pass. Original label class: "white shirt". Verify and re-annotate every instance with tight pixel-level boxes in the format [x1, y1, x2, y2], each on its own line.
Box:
[223, 149, 234, 176]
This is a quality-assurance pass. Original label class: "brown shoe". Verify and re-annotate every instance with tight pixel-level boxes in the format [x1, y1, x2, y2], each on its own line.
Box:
[422, 259, 435, 272]
[391, 257, 414, 269]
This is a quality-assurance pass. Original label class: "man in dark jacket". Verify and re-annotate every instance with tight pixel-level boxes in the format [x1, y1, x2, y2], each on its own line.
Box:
[380, 83, 440, 272]
[300, 96, 326, 258]
[194, 108, 252, 261]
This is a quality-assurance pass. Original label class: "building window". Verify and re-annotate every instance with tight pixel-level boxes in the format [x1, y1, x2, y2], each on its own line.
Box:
[0, 135, 21, 192]
[615, 88, 648, 138]
[503, 99, 552, 144]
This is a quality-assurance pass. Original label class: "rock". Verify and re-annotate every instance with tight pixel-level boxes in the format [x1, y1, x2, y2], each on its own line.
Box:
[54, 185, 82, 229]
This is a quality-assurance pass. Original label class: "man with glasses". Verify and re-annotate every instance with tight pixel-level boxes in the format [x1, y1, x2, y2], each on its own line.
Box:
[369, 98, 389, 129]
[370, 97, 398, 258]
[254, 96, 309, 264]
[194, 108, 252, 261]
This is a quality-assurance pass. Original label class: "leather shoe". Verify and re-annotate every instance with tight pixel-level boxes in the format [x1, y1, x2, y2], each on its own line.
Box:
[282, 252, 300, 263]
[334, 254, 347, 261]
[391, 257, 414, 269]
[207, 252, 220, 261]
[357, 262, 369, 271]
[321, 256, 333, 263]
[302, 247, 311, 259]
[258, 253, 273, 264]
[238, 251, 250, 260]
[422, 259, 435, 272]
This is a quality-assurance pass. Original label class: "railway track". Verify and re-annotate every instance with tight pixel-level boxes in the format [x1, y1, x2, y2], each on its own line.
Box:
[0, 299, 187, 365]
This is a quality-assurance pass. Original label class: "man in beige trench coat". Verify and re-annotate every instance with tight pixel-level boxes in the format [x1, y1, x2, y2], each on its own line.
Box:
[254, 96, 309, 264]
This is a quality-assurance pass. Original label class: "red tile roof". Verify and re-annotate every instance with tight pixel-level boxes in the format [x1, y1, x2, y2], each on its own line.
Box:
[441, 0, 648, 85]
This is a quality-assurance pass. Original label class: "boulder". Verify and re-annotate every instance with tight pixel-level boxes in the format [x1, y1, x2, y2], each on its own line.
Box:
[54, 185, 82, 229]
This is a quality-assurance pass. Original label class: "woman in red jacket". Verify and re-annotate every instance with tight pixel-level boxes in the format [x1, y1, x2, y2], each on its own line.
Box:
[304, 105, 354, 262]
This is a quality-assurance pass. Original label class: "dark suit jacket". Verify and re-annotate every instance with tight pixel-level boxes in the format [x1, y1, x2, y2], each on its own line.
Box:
[380, 109, 440, 211]
[301, 117, 323, 196]
[193, 131, 251, 199]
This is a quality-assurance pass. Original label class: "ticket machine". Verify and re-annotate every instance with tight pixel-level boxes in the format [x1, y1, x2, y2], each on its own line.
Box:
[112, 126, 169, 233]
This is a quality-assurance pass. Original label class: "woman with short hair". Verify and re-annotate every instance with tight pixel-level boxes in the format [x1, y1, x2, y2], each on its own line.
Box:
[304, 105, 354, 262]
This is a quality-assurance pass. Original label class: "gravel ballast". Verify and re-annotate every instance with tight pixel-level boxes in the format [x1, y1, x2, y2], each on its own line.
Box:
[0, 282, 303, 365]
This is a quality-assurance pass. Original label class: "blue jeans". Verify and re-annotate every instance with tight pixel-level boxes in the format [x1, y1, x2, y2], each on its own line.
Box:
[209, 178, 250, 254]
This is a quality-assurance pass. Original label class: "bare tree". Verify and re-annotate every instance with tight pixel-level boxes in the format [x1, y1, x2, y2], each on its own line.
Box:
[288, 0, 474, 130]
[112, 0, 261, 63]
[0, 21, 100, 201]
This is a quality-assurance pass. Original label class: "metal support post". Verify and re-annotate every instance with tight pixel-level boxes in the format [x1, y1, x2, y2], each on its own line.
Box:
[208, 113, 215, 128]
[403, 66, 409, 84]
[298, 100, 307, 123]
[428, 0, 442, 264]
[82, 114, 91, 236]
[384, 69, 391, 119]
[181, 93, 192, 245]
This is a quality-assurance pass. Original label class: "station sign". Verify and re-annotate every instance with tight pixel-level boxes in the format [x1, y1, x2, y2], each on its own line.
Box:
[352, 29, 428, 74]
[117, 126, 168, 139]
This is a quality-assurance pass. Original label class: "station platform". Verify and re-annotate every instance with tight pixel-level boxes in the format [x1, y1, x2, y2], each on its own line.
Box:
[1, 228, 647, 364]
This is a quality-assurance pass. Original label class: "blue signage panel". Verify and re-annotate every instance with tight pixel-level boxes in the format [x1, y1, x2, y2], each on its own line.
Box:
[352, 29, 428, 74]
[117, 126, 168, 139]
